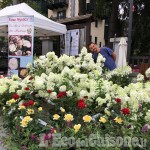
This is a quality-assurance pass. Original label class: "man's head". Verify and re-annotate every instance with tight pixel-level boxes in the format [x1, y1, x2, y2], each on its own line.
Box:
[88, 42, 99, 53]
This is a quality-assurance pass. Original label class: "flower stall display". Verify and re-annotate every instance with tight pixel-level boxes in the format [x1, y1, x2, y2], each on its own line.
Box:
[0, 47, 150, 150]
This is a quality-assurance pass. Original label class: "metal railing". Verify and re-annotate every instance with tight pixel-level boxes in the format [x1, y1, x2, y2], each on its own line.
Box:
[130, 56, 150, 66]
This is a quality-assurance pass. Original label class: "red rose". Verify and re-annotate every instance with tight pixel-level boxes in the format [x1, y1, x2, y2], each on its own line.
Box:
[24, 87, 30, 91]
[115, 98, 121, 103]
[121, 108, 130, 115]
[22, 100, 34, 107]
[22, 102, 28, 107]
[12, 94, 20, 99]
[47, 90, 53, 93]
[57, 91, 66, 99]
[28, 100, 34, 106]
[78, 99, 86, 109]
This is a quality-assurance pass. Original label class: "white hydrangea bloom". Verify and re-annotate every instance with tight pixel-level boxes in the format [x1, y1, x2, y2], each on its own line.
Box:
[48, 73, 62, 83]
[145, 67, 150, 78]
[12, 74, 20, 81]
[101, 80, 113, 93]
[73, 73, 83, 81]
[0, 86, 7, 94]
[107, 102, 113, 108]
[59, 85, 66, 92]
[46, 51, 56, 60]
[61, 66, 75, 78]
[34, 76, 45, 90]
[80, 47, 88, 56]
[9, 86, 16, 93]
[41, 73, 48, 80]
[46, 82, 55, 91]
[75, 57, 81, 63]
[79, 90, 88, 98]
[17, 90, 23, 96]
[105, 93, 111, 101]
[39, 55, 46, 60]
[145, 110, 150, 122]
[50, 92, 57, 99]
[83, 53, 93, 62]
[96, 97, 107, 106]
[81, 61, 88, 68]
[97, 54, 105, 63]
[128, 97, 139, 112]
[88, 91, 98, 100]
[38, 90, 49, 98]
[130, 114, 137, 121]
[66, 90, 73, 97]
[137, 73, 144, 82]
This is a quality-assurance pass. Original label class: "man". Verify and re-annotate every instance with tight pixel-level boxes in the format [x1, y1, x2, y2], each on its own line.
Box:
[89, 42, 116, 71]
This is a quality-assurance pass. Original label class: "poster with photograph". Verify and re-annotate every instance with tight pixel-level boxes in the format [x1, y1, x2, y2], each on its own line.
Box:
[8, 35, 32, 56]
[8, 16, 34, 77]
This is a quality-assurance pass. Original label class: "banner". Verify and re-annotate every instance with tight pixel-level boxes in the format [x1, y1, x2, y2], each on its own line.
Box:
[8, 16, 34, 78]
[66, 29, 79, 56]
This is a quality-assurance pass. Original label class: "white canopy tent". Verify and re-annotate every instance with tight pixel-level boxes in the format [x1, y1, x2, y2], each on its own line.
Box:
[0, 3, 67, 37]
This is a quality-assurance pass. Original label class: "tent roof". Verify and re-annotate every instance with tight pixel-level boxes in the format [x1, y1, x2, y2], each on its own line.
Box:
[0, 3, 67, 37]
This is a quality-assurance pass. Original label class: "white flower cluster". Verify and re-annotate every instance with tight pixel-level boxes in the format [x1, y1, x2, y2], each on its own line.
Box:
[105, 66, 132, 79]
[1, 47, 150, 123]
[137, 73, 144, 82]
[0, 75, 20, 95]
[145, 110, 150, 122]
[145, 67, 150, 78]
[29, 47, 105, 78]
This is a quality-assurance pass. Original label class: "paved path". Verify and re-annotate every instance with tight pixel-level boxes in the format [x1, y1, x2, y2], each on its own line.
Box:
[0, 116, 7, 150]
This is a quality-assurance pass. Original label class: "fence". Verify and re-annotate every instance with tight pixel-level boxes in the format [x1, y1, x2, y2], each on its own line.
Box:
[130, 56, 150, 79]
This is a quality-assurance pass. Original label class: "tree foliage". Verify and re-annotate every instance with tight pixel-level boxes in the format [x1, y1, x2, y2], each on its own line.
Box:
[132, 0, 150, 55]
[0, 0, 12, 8]
[94, 0, 150, 54]
[0, 0, 45, 16]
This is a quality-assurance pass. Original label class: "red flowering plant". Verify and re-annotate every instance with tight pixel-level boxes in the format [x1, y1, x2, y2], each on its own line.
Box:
[0, 49, 150, 149]
[0, 76, 53, 149]
[2, 91, 52, 149]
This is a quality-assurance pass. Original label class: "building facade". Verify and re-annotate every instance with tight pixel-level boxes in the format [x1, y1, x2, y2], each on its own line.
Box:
[47, 0, 106, 55]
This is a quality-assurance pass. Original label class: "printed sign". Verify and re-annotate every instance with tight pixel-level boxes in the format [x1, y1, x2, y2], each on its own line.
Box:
[66, 29, 79, 56]
[8, 16, 34, 77]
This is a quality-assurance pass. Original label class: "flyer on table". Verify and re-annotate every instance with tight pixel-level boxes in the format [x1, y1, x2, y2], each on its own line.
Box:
[8, 16, 34, 78]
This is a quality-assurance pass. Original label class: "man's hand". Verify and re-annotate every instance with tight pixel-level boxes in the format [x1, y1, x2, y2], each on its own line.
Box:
[112, 51, 116, 61]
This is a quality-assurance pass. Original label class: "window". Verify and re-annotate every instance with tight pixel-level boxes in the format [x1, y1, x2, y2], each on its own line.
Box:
[57, 10, 66, 19]
[95, 20, 98, 27]
[95, 37, 97, 44]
